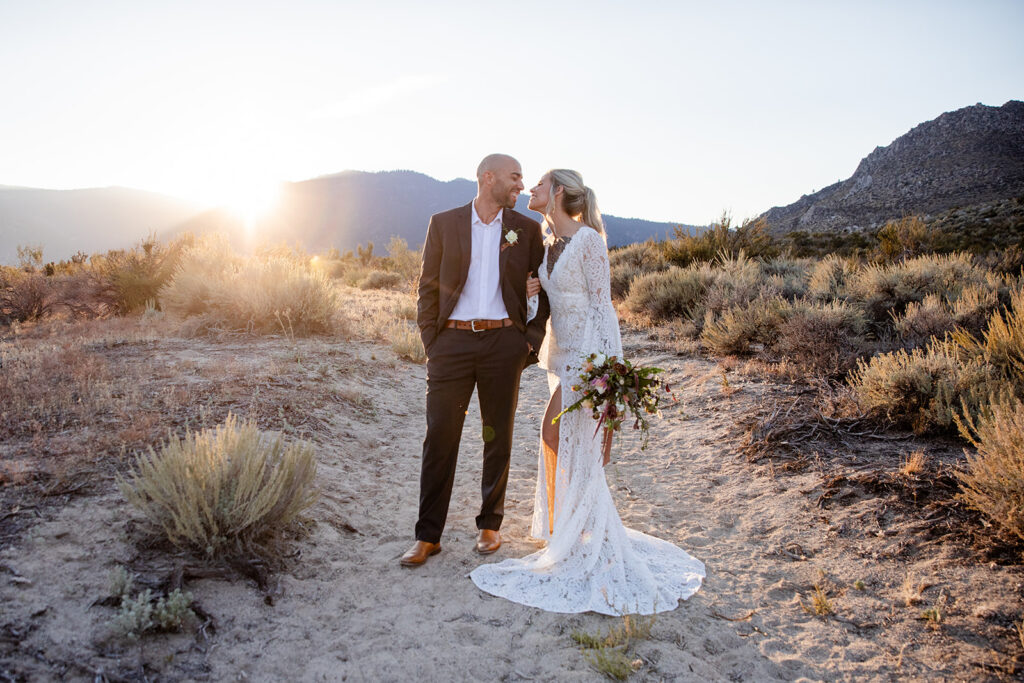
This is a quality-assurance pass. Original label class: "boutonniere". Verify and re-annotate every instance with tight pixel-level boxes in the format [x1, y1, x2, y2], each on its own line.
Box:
[501, 224, 522, 252]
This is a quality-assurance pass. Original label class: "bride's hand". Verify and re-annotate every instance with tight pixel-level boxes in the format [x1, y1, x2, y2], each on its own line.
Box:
[601, 427, 613, 467]
[526, 271, 541, 298]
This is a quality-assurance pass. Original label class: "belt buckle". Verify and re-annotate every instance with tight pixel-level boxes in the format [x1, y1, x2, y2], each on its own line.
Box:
[470, 319, 483, 332]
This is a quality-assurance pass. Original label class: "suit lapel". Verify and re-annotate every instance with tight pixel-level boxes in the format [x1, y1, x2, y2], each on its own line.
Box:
[498, 208, 512, 278]
[457, 202, 472, 286]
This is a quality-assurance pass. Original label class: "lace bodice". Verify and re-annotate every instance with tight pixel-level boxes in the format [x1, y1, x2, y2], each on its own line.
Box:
[470, 225, 704, 616]
[537, 226, 623, 383]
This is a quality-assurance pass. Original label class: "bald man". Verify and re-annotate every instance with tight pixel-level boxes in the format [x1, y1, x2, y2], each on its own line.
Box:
[402, 154, 550, 567]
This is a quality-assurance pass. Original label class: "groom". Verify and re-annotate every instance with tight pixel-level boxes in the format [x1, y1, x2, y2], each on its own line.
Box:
[401, 153, 549, 567]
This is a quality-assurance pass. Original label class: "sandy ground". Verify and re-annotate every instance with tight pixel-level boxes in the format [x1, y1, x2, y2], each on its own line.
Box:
[1, 328, 1021, 681]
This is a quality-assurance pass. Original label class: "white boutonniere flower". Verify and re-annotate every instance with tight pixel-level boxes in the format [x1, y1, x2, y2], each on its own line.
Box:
[501, 225, 521, 252]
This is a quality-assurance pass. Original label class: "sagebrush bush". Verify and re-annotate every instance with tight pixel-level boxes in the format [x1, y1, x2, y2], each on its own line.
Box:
[359, 270, 404, 290]
[807, 254, 859, 302]
[662, 213, 778, 266]
[162, 240, 338, 336]
[0, 270, 53, 323]
[849, 341, 995, 434]
[609, 241, 667, 298]
[386, 319, 426, 363]
[893, 294, 956, 348]
[91, 235, 190, 314]
[621, 263, 716, 323]
[951, 285, 1024, 392]
[951, 284, 1001, 337]
[382, 236, 422, 283]
[700, 298, 785, 356]
[702, 251, 763, 316]
[955, 395, 1024, 543]
[775, 301, 868, 376]
[846, 253, 990, 327]
[118, 414, 318, 557]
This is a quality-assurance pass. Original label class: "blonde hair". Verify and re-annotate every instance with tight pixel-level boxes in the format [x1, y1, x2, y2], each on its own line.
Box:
[545, 169, 604, 237]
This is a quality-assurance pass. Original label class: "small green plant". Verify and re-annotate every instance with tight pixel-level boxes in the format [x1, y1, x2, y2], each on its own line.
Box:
[919, 605, 943, 628]
[571, 613, 654, 680]
[853, 580, 865, 591]
[108, 566, 134, 598]
[799, 582, 833, 617]
[111, 588, 196, 640]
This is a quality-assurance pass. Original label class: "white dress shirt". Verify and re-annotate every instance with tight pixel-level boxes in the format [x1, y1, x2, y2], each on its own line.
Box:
[449, 201, 510, 321]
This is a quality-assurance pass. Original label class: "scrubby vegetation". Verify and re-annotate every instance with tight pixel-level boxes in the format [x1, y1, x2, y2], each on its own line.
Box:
[118, 414, 318, 559]
[612, 209, 1024, 545]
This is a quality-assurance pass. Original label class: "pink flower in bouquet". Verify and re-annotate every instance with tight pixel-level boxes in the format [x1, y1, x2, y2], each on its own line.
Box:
[592, 374, 610, 394]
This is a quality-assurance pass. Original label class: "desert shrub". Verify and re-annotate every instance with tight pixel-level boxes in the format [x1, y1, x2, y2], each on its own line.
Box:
[0, 270, 53, 323]
[951, 284, 1001, 337]
[386, 319, 426, 363]
[382, 236, 421, 282]
[893, 294, 956, 348]
[700, 298, 785, 356]
[162, 241, 338, 336]
[807, 254, 859, 302]
[702, 251, 763, 316]
[760, 257, 812, 300]
[955, 395, 1024, 543]
[846, 253, 990, 328]
[159, 236, 238, 317]
[621, 263, 716, 323]
[359, 270, 404, 290]
[663, 213, 778, 266]
[119, 414, 318, 558]
[774, 301, 868, 376]
[875, 216, 939, 261]
[90, 235, 190, 314]
[609, 240, 667, 298]
[951, 285, 1024, 392]
[849, 341, 995, 434]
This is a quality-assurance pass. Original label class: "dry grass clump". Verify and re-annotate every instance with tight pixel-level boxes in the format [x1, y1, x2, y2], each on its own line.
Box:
[662, 212, 778, 267]
[162, 239, 338, 336]
[955, 396, 1024, 543]
[571, 614, 654, 680]
[118, 414, 318, 558]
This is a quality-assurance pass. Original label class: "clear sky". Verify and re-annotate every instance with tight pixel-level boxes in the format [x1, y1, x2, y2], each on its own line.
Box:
[1, 0, 1021, 225]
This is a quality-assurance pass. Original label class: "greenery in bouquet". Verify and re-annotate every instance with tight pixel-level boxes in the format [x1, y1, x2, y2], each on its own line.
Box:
[553, 352, 674, 450]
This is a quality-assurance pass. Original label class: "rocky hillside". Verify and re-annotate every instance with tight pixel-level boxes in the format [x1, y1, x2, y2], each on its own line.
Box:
[761, 100, 1024, 234]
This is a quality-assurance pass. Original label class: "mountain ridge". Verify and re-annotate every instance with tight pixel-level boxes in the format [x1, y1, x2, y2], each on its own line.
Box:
[760, 100, 1024, 234]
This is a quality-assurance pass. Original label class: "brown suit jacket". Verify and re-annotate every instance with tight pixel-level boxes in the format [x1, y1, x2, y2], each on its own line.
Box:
[417, 202, 550, 361]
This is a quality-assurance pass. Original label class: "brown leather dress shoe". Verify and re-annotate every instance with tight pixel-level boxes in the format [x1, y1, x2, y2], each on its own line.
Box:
[400, 541, 441, 567]
[475, 529, 501, 555]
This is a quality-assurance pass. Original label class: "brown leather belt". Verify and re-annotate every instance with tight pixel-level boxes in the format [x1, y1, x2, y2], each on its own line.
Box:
[445, 318, 513, 332]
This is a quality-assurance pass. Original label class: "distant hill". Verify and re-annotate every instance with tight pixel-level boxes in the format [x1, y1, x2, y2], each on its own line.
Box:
[168, 171, 696, 253]
[0, 186, 200, 264]
[760, 100, 1024, 234]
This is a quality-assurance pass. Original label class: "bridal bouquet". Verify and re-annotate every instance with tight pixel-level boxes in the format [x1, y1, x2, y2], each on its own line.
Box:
[554, 352, 674, 450]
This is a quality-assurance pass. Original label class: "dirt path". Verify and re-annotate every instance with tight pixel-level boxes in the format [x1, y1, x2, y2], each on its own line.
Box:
[2, 330, 1017, 681]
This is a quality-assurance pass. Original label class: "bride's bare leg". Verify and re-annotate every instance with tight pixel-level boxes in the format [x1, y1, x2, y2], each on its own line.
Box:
[541, 385, 561, 535]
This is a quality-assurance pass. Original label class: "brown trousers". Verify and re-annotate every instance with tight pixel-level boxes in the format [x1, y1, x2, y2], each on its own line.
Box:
[415, 324, 531, 543]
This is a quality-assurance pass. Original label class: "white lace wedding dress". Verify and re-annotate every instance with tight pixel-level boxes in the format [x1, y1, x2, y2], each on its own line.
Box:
[469, 226, 705, 615]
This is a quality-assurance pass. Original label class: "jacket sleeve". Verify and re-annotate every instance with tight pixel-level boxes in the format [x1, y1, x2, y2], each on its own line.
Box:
[417, 215, 442, 352]
[524, 219, 550, 355]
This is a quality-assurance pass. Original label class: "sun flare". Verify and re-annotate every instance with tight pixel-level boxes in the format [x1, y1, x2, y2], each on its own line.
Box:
[220, 177, 283, 232]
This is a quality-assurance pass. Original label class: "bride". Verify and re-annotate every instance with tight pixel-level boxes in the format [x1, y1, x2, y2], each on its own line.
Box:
[469, 169, 705, 615]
